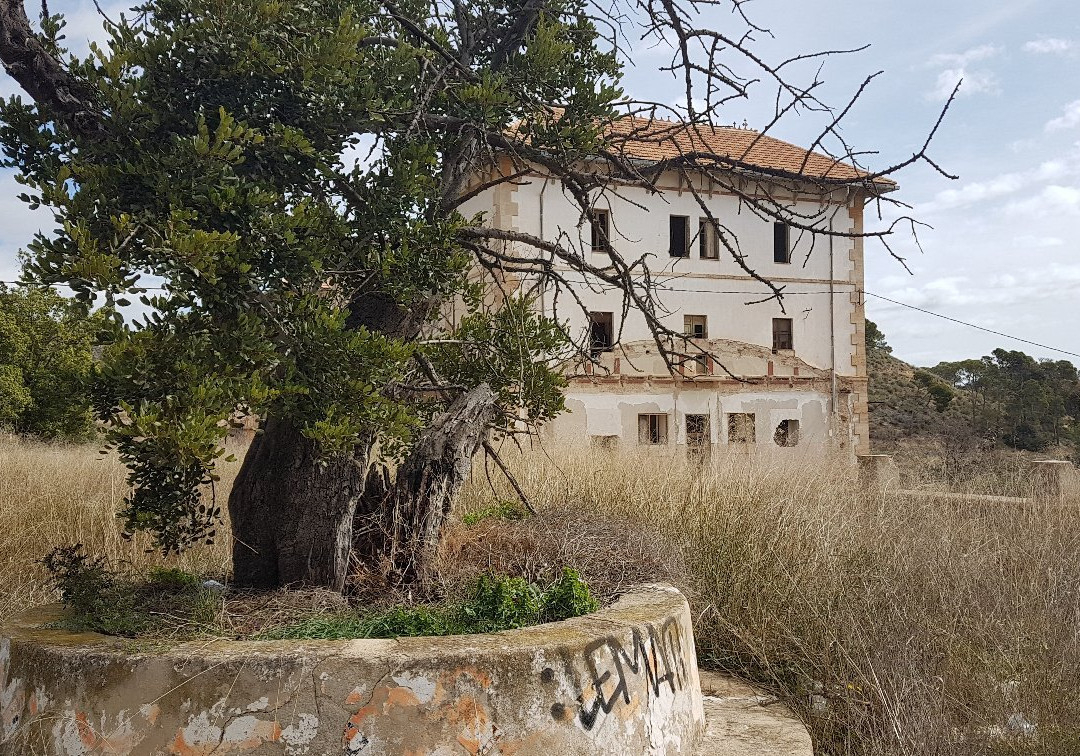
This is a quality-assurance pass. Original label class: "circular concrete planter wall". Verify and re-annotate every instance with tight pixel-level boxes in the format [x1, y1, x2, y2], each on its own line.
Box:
[0, 584, 703, 755]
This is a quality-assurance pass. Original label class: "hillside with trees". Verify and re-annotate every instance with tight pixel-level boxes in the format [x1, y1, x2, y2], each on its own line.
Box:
[867, 320, 1080, 462]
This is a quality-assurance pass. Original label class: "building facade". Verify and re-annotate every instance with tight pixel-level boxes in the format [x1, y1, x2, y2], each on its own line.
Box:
[460, 118, 891, 459]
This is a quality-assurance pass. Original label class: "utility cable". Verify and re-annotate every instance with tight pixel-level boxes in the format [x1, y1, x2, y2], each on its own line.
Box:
[3, 279, 1078, 360]
[860, 290, 1080, 360]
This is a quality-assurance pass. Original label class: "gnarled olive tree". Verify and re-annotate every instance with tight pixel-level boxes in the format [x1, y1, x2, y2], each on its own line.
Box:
[0, 0, 953, 591]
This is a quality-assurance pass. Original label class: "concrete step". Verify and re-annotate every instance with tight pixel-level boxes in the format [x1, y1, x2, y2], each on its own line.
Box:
[694, 671, 813, 756]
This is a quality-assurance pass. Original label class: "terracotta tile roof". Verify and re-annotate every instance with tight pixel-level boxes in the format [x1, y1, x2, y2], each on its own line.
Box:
[604, 115, 894, 189]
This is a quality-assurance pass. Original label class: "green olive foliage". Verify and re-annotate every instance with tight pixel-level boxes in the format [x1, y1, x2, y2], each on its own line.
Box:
[1, 0, 620, 552]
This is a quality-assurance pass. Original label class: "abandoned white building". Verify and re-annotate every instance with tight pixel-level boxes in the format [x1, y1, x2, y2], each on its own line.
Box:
[460, 116, 894, 458]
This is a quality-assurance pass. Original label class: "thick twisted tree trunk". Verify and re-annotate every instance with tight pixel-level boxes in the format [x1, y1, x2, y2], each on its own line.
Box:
[228, 416, 370, 590]
[355, 383, 498, 587]
[229, 384, 496, 591]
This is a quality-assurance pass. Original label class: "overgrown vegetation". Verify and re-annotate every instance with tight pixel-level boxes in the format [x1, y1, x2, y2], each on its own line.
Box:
[461, 499, 530, 526]
[7, 434, 1080, 753]
[42, 545, 220, 638]
[40, 537, 596, 641]
[0, 437, 231, 622]
[259, 569, 596, 640]
[461, 447, 1080, 756]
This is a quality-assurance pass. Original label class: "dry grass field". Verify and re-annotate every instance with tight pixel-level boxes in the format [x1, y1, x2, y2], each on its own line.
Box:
[0, 435, 234, 622]
[3, 433, 1079, 754]
[461, 445, 1080, 756]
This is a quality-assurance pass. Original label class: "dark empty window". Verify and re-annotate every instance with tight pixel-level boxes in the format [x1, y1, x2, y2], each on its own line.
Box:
[773, 222, 790, 264]
[669, 216, 689, 257]
[686, 414, 711, 460]
[638, 414, 669, 445]
[591, 209, 611, 253]
[589, 311, 614, 356]
[774, 419, 800, 447]
[772, 318, 793, 351]
[684, 314, 708, 339]
[698, 218, 718, 259]
[727, 413, 755, 444]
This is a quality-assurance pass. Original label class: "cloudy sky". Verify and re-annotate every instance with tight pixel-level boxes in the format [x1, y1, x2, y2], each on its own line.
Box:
[1, 0, 1078, 367]
[622, 0, 1080, 366]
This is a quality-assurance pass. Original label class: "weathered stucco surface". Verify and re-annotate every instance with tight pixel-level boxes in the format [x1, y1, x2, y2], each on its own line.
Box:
[0, 584, 703, 755]
[693, 671, 812, 756]
[458, 161, 874, 457]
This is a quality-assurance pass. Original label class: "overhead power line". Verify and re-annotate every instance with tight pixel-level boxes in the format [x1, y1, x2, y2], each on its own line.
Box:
[3, 279, 1078, 360]
[862, 290, 1080, 360]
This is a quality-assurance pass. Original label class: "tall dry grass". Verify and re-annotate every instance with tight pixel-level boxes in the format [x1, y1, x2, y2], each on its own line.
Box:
[459, 445, 1080, 755]
[0, 435, 234, 622]
[4, 432, 1080, 754]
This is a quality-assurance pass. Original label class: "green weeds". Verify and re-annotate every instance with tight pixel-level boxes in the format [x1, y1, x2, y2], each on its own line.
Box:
[41, 545, 597, 641]
[258, 568, 597, 640]
[462, 499, 531, 526]
[42, 544, 219, 638]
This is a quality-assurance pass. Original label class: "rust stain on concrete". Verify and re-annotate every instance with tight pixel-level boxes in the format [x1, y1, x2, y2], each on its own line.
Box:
[2, 586, 705, 755]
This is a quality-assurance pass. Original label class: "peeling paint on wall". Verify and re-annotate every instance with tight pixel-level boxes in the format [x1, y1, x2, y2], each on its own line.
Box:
[1, 587, 703, 756]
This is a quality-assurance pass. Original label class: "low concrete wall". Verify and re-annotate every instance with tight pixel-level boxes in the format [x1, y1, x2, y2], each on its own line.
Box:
[860, 454, 1079, 504]
[1, 584, 703, 755]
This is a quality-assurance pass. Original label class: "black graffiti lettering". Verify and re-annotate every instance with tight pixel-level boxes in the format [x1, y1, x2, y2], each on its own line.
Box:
[547, 619, 689, 731]
[578, 635, 624, 728]
[664, 617, 687, 688]
[578, 696, 602, 730]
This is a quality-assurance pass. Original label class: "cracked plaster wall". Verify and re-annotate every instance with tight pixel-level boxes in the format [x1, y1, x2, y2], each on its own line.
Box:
[462, 164, 871, 457]
[1, 586, 703, 756]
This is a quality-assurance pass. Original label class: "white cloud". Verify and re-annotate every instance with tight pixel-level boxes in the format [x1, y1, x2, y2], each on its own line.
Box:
[926, 45, 1002, 67]
[923, 45, 1001, 101]
[878, 264, 1080, 317]
[633, 36, 677, 61]
[339, 133, 383, 172]
[927, 67, 999, 100]
[1013, 235, 1064, 249]
[51, 3, 130, 58]
[918, 153, 1080, 214]
[1023, 38, 1074, 55]
[920, 173, 1023, 212]
[1005, 185, 1080, 218]
[0, 173, 50, 281]
[668, 96, 713, 118]
[1046, 100, 1080, 132]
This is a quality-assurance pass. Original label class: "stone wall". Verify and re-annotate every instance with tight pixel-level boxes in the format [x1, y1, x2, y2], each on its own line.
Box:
[1, 585, 703, 755]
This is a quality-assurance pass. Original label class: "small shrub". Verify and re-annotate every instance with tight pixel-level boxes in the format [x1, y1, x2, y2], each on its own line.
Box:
[462, 499, 530, 526]
[41, 544, 135, 634]
[541, 567, 598, 622]
[41, 545, 219, 638]
[463, 573, 542, 631]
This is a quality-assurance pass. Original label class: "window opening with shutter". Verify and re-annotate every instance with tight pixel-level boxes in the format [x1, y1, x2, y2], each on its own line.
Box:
[637, 414, 669, 444]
